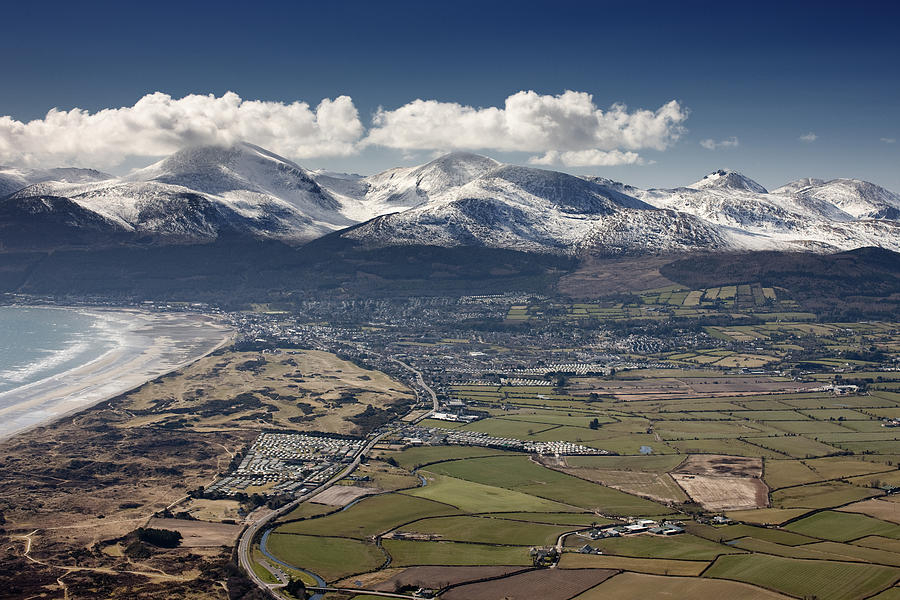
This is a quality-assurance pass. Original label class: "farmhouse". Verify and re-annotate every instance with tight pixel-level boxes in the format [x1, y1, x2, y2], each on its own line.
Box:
[649, 525, 685, 536]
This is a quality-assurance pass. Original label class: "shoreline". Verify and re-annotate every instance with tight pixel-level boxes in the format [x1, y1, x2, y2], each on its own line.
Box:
[0, 307, 234, 441]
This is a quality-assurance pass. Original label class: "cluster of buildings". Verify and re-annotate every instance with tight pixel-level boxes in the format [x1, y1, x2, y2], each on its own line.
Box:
[205, 432, 363, 497]
[399, 424, 608, 456]
[579, 518, 685, 544]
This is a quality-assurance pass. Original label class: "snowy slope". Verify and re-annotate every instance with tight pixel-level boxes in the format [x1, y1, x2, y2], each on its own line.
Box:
[11, 143, 355, 242]
[0, 166, 111, 198]
[631, 170, 900, 252]
[772, 178, 900, 220]
[323, 152, 501, 221]
[2, 146, 899, 255]
[341, 165, 727, 255]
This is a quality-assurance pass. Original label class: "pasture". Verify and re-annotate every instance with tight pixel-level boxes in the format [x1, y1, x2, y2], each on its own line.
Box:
[703, 553, 900, 600]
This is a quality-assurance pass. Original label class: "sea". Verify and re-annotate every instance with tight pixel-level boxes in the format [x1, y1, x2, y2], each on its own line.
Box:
[0, 306, 120, 397]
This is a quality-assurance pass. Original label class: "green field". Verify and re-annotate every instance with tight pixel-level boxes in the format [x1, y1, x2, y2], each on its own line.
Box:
[772, 481, 880, 509]
[405, 472, 572, 513]
[786, 511, 900, 542]
[558, 553, 709, 575]
[575, 571, 792, 600]
[388, 445, 513, 469]
[264, 533, 384, 582]
[591, 533, 742, 560]
[382, 539, 532, 567]
[395, 515, 574, 546]
[703, 553, 900, 600]
[716, 523, 816, 546]
[485, 512, 612, 526]
[275, 493, 459, 539]
[426, 455, 665, 514]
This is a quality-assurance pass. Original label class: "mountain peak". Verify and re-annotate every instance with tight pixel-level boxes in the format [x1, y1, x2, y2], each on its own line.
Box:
[689, 169, 768, 194]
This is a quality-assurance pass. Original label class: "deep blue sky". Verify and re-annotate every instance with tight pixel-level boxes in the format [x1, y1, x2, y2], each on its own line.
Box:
[2, 0, 899, 190]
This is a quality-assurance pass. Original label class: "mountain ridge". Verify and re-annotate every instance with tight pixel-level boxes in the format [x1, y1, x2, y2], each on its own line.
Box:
[1, 145, 898, 255]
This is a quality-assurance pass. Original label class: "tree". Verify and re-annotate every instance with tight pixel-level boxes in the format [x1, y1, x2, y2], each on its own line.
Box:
[136, 527, 182, 548]
[285, 577, 308, 599]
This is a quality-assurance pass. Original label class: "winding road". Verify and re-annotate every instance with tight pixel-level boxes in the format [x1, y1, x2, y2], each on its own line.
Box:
[237, 354, 441, 599]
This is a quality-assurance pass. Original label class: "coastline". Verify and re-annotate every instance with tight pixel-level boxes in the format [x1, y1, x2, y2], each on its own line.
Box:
[0, 307, 234, 441]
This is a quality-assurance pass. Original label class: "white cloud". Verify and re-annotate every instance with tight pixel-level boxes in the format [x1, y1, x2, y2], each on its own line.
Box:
[0, 90, 689, 170]
[364, 90, 688, 165]
[0, 92, 364, 169]
[881, 137, 896, 144]
[699, 136, 739, 150]
[528, 149, 643, 167]
[799, 132, 818, 143]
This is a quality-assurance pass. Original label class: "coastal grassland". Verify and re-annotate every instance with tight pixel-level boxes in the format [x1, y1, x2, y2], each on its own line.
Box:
[116, 348, 414, 435]
[394, 515, 576, 546]
[557, 553, 709, 575]
[383, 539, 533, 567]
[275, 493, 459, 539]
[426, 455, 666, 515]
[0, 402, 257, 599]
[573, 571, 793, 600]
[264, 533, 384, 582]
[404, 472, 574, 512]
[703, 553, 900, 600]
[785, 511, 900, 542]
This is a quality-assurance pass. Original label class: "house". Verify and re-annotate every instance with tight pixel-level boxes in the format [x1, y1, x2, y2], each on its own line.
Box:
[595, 527, 622, 538]
[579, 544, 601, 554]
[624, 524, 648, 533]
[711, 515, 732, 525]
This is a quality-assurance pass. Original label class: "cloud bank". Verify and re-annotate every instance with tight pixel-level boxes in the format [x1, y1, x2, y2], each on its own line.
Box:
[0, 90, 689, 169]
[700, 136, 739, 150]
[0, 92, 364, 169]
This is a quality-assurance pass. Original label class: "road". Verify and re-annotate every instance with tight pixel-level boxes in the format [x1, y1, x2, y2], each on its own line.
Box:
[237, 428, 392, 597]
[390, 357, 439, 411]
[239, 354, 438, 598]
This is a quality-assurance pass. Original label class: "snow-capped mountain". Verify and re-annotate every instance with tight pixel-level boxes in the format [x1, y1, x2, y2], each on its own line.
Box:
[627, 170, 900, 253]
[772, 178, 900, 220]
[339, 165, 727, 255]
[689, 169, 768, 194]
[0, 145, 898, 255]
[0, 166, 111, 198]
[6, 143, 356, 242]
[323, 152, 501, 221]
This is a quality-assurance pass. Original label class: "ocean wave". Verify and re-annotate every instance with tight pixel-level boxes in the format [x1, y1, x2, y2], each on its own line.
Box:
[0, 340, 95, 385]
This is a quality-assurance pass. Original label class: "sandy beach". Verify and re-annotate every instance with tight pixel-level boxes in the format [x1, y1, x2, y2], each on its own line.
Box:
[0, 308, 233, 440]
